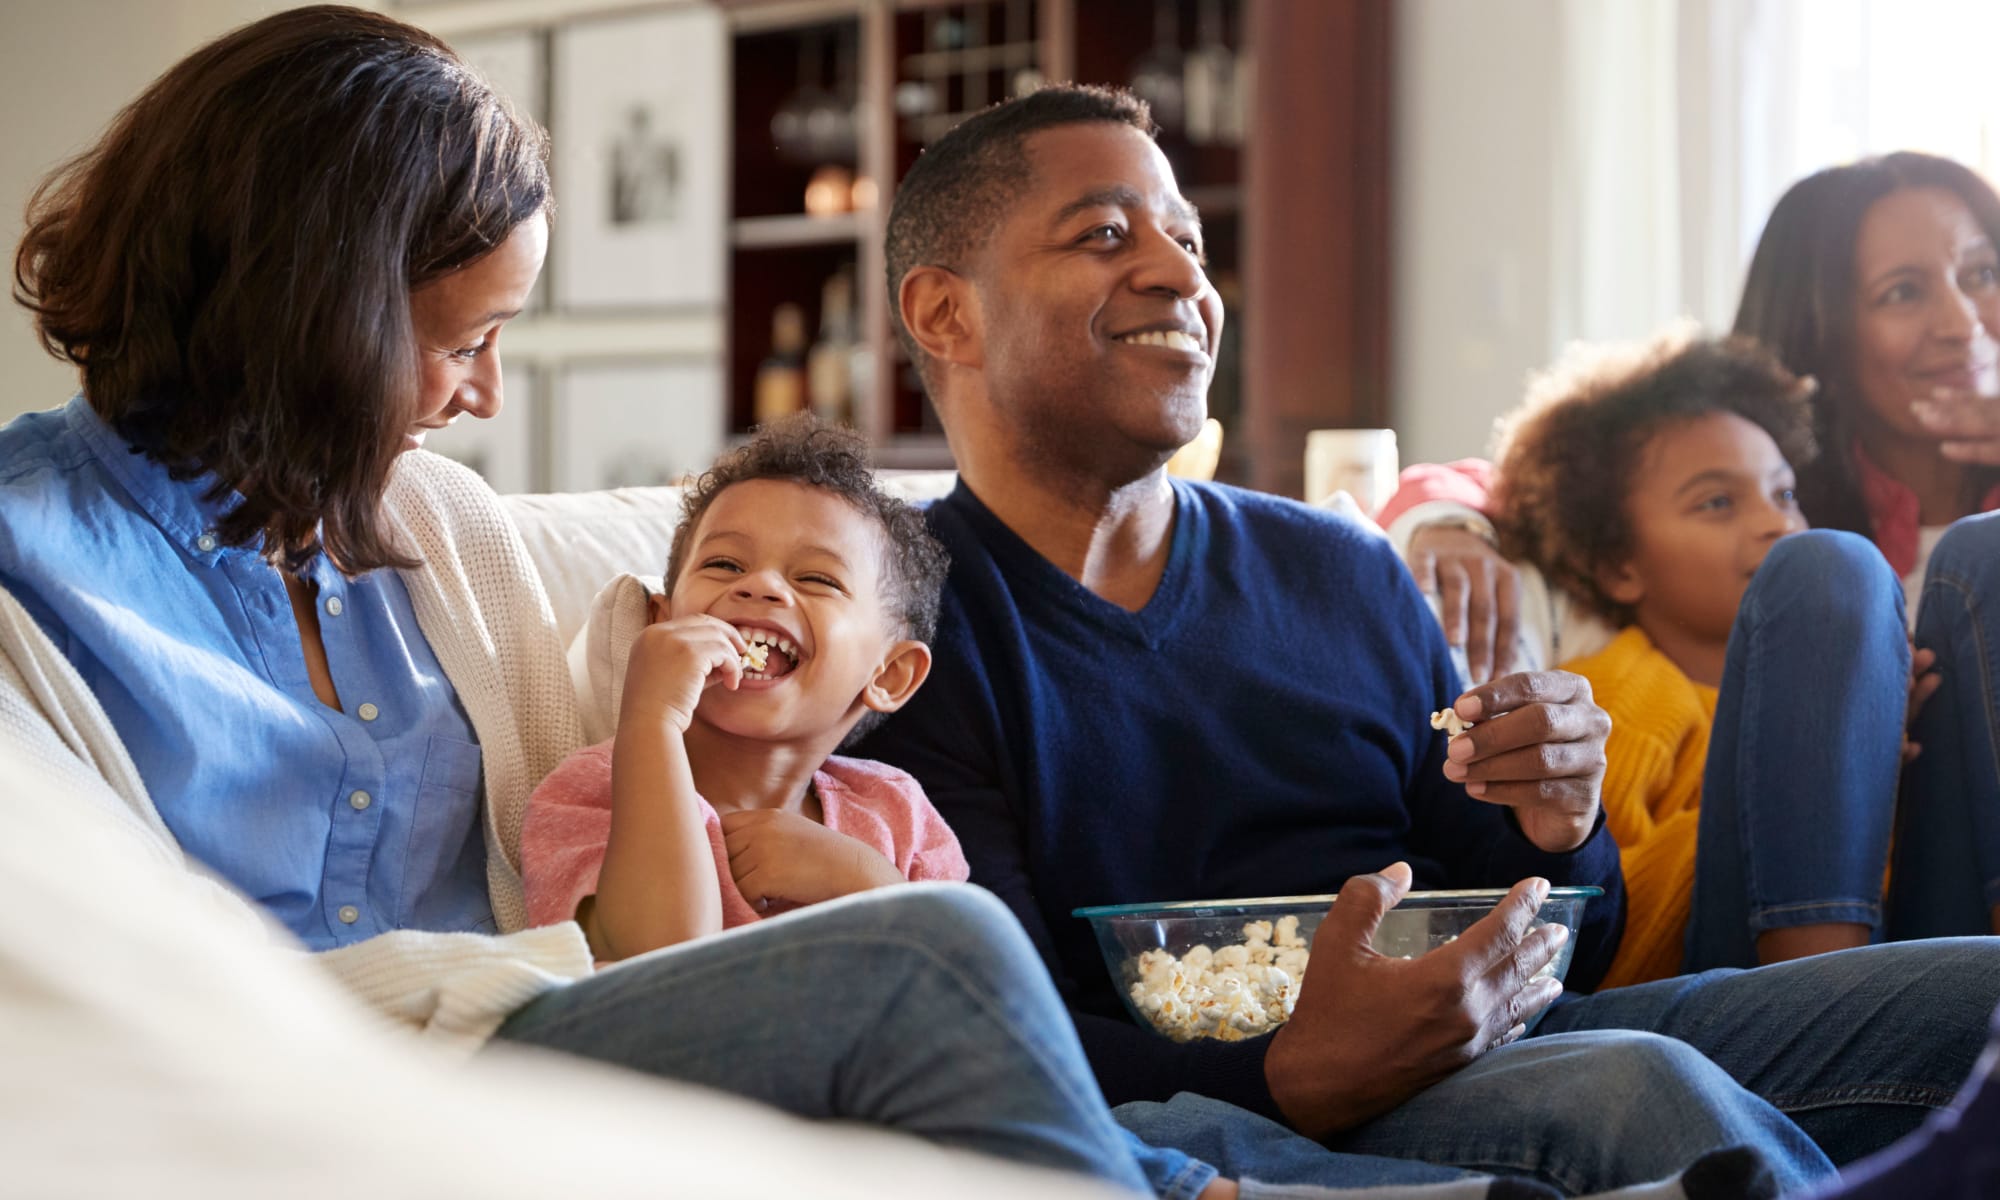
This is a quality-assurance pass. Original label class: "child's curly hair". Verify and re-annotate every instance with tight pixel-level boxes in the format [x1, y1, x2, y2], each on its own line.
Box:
[1492, 325, 1818, 627]
[665, 414, 950, 645]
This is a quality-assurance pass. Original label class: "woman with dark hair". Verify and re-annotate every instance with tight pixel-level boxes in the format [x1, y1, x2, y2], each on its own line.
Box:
[0, 7, 1159, 1191]
[1382, 152, 2000, 957]
[1733, 151, 2000, 571]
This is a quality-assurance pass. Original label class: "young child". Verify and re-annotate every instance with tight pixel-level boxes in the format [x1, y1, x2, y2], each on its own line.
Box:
[523, 416, 963, 960]
[1489, 328, 1951, 986]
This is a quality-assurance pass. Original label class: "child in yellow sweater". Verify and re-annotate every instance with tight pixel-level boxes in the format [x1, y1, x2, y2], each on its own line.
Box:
[1489, 327, 1995, 986]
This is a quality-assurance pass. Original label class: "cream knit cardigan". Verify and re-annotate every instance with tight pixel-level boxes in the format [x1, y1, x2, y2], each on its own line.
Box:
[0, 450, 594, 1051]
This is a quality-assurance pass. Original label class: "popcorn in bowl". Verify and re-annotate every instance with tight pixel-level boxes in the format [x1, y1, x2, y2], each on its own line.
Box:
[1126, 915, 1313, 1042]
[1075, 888, 1602, 1043]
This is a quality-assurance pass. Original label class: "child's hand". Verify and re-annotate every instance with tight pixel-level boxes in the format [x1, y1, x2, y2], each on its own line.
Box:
[620, 615, 747, 735]
[721, 809, 905, 910]
[1904, 643, 1943, 763]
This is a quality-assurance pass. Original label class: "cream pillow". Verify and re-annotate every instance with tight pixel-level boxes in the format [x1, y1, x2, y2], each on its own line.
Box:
[567, 572, 662, 744]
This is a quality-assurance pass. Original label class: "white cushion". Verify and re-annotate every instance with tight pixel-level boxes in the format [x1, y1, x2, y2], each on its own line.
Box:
[502, 486, 683, 648]
[567, 572, 659, 745]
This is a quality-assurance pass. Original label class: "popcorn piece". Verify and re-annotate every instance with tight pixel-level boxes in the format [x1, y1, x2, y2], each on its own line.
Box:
[1430, 707, 1473, 738]
[742, 643, 770, 672]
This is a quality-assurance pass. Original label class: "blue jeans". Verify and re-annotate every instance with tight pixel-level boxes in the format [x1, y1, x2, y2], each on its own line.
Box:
[1120, 1029, 1821, 1195]
[1898, 511, 2000, 937]
[491, 884, 1152, 1194]
[1688, 530, 1909, 968]
[1537, 938, 2000, 1165]
[1692, 527, 2000, 966]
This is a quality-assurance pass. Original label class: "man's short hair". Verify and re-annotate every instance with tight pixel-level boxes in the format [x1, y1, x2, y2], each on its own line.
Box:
[883, 84, 1154, 393]
[1492, 325, 1819, 626]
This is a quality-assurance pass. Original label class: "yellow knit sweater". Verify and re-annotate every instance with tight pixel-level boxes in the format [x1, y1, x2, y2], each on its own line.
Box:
[1563, 626, 1717, 988]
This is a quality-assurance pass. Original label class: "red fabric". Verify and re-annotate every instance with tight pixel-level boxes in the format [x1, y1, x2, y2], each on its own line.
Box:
[1853, 443, 2000, 576]
[1374, 458, 1497, 526]
[520, 740, 970, 930]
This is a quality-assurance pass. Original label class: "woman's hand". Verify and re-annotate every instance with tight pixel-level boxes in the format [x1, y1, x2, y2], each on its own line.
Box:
[1904, 643, 1943, 763]
[619, 615, 746, 735]
[1912, 385, 2000, 464]
[722, 810, 905, 911]
[1406, 525, 1520, 686]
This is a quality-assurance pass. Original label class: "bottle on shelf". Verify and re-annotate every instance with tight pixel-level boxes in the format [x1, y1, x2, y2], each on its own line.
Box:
[753, 302, 809, 427]
[806, 267, 857, 426]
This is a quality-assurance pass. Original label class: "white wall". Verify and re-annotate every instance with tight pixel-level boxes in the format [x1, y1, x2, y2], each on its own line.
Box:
[0, 1, 328, 424]
[1391, 0, 1565, 468]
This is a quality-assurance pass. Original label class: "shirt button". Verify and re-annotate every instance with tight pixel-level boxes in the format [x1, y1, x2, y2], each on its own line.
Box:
[324, 596, 344, 617]
[357, 703, 379, 721]
[195, 533, 218, 553]
[337, 905, 360, 924]
[349, 789, 372, 811]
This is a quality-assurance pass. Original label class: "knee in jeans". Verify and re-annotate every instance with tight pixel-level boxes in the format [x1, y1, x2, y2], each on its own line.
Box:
[1928, 512, 2000, 586]
[1752, 530, 1899, 628]
[866, 884, 1042, 974]
[1577, 1032, 1738, 1123]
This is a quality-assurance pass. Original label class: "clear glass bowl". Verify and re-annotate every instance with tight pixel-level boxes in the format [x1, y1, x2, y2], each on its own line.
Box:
[1073, 887, 1602, 1043]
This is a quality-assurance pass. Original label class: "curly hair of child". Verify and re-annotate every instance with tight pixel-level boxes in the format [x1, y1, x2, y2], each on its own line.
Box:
[1491, 324, 1819, 626]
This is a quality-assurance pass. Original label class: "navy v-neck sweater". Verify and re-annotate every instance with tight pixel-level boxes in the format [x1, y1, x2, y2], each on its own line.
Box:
[860, 479, 1624, 1117]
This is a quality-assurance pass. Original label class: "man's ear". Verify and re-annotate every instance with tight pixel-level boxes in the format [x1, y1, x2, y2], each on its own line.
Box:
[861, 639, 934, 715]
[898, 265, 982, 371]
[1599, 560, 1645, 609]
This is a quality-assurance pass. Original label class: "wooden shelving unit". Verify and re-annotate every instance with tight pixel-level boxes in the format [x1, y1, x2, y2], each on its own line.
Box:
[720, 0, 1389, 490]
[402, 0, 1389, 494]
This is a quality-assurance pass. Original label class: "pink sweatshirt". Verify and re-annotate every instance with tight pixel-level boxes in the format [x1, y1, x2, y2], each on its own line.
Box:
[521, 740, 970, 931]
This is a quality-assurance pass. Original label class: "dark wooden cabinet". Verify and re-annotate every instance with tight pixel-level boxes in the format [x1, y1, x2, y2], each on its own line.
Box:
[721, 0, 1390, 492]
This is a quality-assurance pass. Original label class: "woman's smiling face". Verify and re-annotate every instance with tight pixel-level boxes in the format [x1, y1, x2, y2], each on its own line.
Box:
[404, 212, 547, 452]
[1849, 186, 2000, 441]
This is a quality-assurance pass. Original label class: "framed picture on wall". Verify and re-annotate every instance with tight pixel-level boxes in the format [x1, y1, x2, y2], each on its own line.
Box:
[552, 7, 728, 311]
[448, 26, 550, 314]
[423, 361, 542, 495]
[552, 359, 724, 492]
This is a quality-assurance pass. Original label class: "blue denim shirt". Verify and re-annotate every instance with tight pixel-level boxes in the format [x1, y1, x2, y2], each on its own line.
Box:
[0, 397, 493, 948]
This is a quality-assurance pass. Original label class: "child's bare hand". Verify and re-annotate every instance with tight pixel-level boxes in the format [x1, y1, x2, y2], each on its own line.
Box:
[620, 615, 746, 734]
[721, 809, 904, 910]
[1904, 643, 1943, 763]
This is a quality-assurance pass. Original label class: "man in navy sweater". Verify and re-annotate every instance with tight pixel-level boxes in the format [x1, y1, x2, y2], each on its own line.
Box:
[859, 83, 2000, 1194]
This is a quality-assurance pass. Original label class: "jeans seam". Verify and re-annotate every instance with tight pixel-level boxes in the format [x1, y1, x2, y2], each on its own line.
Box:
[1762, 1080, 1963, 1113]
[1159, 1160, 1218, 1200]
[1747, 898, 1884, 927]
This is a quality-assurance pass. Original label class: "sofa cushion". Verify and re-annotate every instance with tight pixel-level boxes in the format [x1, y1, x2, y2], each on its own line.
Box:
[502, 487, 684, 648]
[568, 572, 659, 744]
